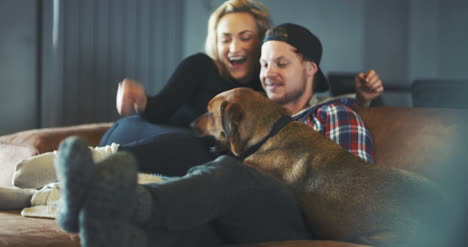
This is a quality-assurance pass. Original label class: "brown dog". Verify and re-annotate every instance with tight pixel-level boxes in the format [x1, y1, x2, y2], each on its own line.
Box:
[191, 88, 445, 247]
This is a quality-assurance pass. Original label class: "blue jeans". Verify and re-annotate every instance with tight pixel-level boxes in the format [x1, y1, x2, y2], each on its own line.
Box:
[141, 155, 311, 246]
[100, 115, 215, 176]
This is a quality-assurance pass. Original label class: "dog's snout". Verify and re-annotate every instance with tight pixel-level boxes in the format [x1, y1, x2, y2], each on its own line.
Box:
[190, 115, 206, 137]
[189, 120, 197, 130]
[190, 119, 201, 135]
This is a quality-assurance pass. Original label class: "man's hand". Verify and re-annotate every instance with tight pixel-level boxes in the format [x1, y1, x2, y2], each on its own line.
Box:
[116, 78, 148, 116]
[355, 70, 384, 107]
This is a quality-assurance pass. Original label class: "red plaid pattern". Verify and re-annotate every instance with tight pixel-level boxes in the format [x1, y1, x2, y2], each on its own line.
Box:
[292, 98, 375, 164]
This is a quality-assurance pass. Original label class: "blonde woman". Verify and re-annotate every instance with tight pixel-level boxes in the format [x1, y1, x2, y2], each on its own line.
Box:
[99, 0, 382, 175]
[15, 1, 277, 187]
[10, 0, 383, 211]
[98, 0, 276, 175]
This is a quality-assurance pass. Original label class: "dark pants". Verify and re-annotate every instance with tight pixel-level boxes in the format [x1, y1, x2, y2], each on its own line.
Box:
[99, 115, 215, 176]
[100, 116, 311, 245]
[143, 155, 311, 246]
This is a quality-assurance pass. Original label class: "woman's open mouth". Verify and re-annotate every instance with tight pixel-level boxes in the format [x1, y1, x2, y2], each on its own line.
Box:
[228, 56, 247, 67]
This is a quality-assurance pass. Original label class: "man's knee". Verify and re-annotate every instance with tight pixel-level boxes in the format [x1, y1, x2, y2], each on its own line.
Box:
[186, 155, 247, 178]
[186, 155, 287, 193]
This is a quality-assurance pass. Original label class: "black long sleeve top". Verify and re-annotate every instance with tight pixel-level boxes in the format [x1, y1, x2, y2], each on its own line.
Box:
[140, 53, 262, 127]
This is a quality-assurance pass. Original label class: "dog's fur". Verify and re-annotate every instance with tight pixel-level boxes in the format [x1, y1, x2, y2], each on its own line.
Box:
[192, 88, 446, 247]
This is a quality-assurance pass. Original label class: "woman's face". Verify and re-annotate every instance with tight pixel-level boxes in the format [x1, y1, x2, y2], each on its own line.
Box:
[216, 12, 260, 84]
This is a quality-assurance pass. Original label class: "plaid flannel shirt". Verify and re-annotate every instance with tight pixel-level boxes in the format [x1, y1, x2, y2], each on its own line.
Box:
[292, 97, 375, 164]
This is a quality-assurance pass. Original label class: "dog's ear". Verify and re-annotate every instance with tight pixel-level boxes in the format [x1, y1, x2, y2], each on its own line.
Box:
[221, 101, 242, 138]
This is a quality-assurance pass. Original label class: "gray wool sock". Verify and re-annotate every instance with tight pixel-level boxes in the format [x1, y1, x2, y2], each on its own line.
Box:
[78, 152, 148, 247]
[133, 185, 153, 224]
[55, 136, 95, 233]
[55, 136, 151, 246]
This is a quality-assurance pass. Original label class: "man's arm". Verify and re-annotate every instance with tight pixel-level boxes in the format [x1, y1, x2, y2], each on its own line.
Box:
[355, 69, 384, 107]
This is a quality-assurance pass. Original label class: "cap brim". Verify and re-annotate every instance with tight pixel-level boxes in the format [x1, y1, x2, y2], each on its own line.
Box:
[314, 67, 329, 92]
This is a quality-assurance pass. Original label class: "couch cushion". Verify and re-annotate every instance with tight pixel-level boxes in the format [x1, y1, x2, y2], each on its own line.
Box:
[0, 210, 367, 247]
[0, 210, 80, 247]
[226, 240, 371, 247]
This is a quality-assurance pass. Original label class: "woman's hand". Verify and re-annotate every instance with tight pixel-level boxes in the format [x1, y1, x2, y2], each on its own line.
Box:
[116, 78, 148, 116]
[355, 69, 384, 107]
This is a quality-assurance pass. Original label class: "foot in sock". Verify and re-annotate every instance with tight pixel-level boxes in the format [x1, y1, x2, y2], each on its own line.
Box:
[55, 136, 148, 247]
[55, 136, 95, 232]
[80, 153, 149, 246]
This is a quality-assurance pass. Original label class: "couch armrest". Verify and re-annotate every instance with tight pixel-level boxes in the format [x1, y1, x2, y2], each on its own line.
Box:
[0, 122, 112, 187]
[0, 122, 113, 154]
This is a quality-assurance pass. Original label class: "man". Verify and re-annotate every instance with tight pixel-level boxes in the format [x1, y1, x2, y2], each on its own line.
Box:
[12, 23, 380, 189]
[54, 23, 377, 247]
[260, 23, 374, 163]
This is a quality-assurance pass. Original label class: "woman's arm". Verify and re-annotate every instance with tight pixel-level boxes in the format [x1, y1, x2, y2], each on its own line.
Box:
[116, 53, 215, 124]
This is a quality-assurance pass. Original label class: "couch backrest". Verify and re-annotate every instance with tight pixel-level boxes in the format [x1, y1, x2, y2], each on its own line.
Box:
[357, 106, 468, 184]
[358, 107, 468, 241]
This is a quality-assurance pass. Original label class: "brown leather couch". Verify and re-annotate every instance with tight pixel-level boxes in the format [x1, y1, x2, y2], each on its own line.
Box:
[1, 107, 467, 247]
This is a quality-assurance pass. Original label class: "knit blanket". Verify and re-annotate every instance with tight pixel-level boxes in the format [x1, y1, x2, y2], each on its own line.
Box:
[21, 173, 164, 219]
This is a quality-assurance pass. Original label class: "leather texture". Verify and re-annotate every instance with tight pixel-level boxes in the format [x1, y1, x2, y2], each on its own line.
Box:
[0, 210, 80, 247]
[0, 107, 467, 247]
[0, 123, 112, 187]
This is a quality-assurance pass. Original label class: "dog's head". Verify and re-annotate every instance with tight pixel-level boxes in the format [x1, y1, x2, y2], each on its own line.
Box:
[191, 88, 289, 156]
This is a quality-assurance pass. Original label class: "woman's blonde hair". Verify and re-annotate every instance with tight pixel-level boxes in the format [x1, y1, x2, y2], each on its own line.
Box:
[205, 0, 272, 81]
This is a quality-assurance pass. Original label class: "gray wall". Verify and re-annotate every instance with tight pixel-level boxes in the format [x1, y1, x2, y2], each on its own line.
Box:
[410, 0, 468, 80]
[40, 0, 184, 128]
[0, 0, 184, 135]
[439, 0, 468, 79]
[183, 0, 468, 82]
[0, 0, 39, 134]
[1, 0, 467, 135]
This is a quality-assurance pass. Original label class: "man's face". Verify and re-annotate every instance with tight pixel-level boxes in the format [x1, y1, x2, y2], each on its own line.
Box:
[260, 41, 314, 109]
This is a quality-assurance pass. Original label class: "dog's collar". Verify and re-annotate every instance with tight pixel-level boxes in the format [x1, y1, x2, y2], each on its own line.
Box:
[238, 115, 293, 161]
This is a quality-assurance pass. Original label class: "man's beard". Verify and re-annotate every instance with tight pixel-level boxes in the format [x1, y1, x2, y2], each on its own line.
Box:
[270, 88, 306, 106]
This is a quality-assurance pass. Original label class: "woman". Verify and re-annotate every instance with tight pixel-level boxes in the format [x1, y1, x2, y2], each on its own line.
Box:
[9, 0, 276, 206]
[96, 0, 274, 175]
[52, 22, 382, 247]
[7, 0, 279, 208]
[99, 0, 382, 175]
[12, 0, 382, 188]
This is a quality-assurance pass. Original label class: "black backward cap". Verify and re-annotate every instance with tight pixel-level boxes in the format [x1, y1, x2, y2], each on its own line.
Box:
[263, 23, 329, 92]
